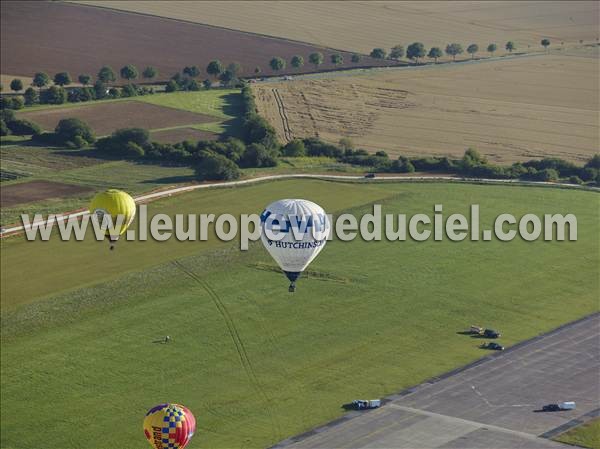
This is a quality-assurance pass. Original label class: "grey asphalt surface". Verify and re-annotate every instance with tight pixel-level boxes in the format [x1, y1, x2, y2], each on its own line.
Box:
[272, 313, 600, 449]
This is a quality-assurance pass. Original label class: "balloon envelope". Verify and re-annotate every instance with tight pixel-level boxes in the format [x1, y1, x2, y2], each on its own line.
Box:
[89, 189, 136, 241]
[260, 199, 330, 288]
[143, 403, 196, 449]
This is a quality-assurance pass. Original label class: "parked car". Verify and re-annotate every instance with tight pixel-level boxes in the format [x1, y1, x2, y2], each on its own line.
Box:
[470, 325, 484, 334]
[543, 402, 576, 411]
[483, 329, 501, 338]
[352, 399, 381, 410]
[480, 342, 504, 351]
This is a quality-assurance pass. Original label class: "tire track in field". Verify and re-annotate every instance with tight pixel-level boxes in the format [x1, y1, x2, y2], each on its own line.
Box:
[272, 88, 293, 142]
[172, 260, 282, 439]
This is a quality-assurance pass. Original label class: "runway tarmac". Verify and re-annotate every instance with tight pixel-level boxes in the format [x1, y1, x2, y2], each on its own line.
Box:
[273, 313, 600, 449]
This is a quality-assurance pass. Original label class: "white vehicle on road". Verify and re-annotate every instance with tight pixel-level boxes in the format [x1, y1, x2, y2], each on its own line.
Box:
[352, 399, 381, 410]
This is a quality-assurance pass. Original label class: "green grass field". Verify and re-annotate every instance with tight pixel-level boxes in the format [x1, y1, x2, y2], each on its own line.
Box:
[555, 418, 600, 449]
[1, 180, 598, 449]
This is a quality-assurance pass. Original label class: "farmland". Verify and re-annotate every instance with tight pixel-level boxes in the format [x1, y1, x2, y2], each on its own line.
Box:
[74, 1, 600, 56]
[253, 52, 600, 164]
[0, 1, 391, 82]
[0, 88, 244, 224]
[19, 101, 216, 137]
[1, 179, 598, 448]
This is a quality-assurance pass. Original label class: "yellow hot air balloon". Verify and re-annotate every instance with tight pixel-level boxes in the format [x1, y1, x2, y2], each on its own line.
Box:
[89, 189, 136, 249]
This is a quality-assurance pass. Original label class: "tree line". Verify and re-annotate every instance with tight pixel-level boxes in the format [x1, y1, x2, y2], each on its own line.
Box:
[367, 39, 554, 64]
[0, 59, 250, 110]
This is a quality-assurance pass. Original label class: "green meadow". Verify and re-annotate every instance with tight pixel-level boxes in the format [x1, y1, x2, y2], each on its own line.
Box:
[1, 180, 599, 449]
[555, 418, 600, 449]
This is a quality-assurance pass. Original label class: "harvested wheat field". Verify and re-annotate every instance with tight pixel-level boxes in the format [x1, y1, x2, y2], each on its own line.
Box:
[254, 52, 599, 164]
[76, 1, 600, 56]
[19, 101, 214, 137]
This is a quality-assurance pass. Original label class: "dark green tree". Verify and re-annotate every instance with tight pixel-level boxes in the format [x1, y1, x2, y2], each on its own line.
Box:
[351, 53, 361, 63]
[40, 86, 67, 104]
[291, 55, 304, 70]
[467, 44, 479, 59]
[55, 118, 95, 147]
[10, 79, 23, 92]
[120, 65, 138, 81]
[142, 66, 158, 80]
[24, 87, 38, 105]
[195, 151, 240, 181]
[183, 66, 200, 77]
[309, 52, 324, 69]
[427, 47, 443, 63]
[165, 80, 179, 92]
[370, 48, 386, 59]
[206, 60, 224, 79]
[505, 41, 516, 52]
[406, 42, 426, 64]
[78, 74, 92, 86]
[282, 139, 306, 157]
[330, 53, 343, 65]
[269, 57, 286, 72]
[390, 45, 405, 60]
[53, 72, 72, 86]
[97, 66, 116, 83]
[541, 39, 550, 50]
[445, 43, 464, 61]
[32, 72, 49, 89]
[487, 43, 497, 56]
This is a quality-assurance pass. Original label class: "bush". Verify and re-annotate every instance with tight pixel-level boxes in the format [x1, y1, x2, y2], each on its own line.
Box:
[568, 175, 583, 185]
[240, 143, 278, 168]
[40, 86, 66, 104]
[55, 118, 95, 147]
[282, 139, 306, 157]
[243, 113, 279, 148]
[165, 80, 179, 92]
[303, 138, 343, 158]
[6, 118, 41, 136]
[194, 151, 241, 181]
[390, 156, 415, 173]
[120, 84, 137, 97]
[0, 119, 9, 136]
[125, 141, 145, 158]
[7, 96, 25, 110]
[24, 87, 38, 105]
[96, 128, 150, 155]
[584, 154, 600, 170]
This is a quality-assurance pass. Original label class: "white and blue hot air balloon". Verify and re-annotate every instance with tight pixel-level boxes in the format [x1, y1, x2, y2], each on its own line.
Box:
[260, 199, 330, 292]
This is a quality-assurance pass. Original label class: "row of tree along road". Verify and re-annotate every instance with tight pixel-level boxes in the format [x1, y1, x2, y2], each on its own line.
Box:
[367, 39, 554, 64]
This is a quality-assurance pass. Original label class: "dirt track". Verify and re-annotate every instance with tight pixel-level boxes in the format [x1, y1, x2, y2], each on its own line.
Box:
[0, 1, 392, 81]
[19, 101, 214, 136]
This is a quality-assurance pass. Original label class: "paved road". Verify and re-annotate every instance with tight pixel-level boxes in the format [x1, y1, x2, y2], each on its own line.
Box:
[1, 174, 593, 237]
[272, 313, 600, 449]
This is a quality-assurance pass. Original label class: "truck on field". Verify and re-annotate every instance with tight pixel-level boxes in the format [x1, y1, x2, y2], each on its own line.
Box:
[468, 326, 501, 338]
[352, 399, 381, 410]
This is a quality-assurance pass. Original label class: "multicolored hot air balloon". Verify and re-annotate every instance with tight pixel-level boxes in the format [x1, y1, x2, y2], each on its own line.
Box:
[260, 199, 330, 292]
[89, 189, 136, 249]
[143, 403, 196, 449]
